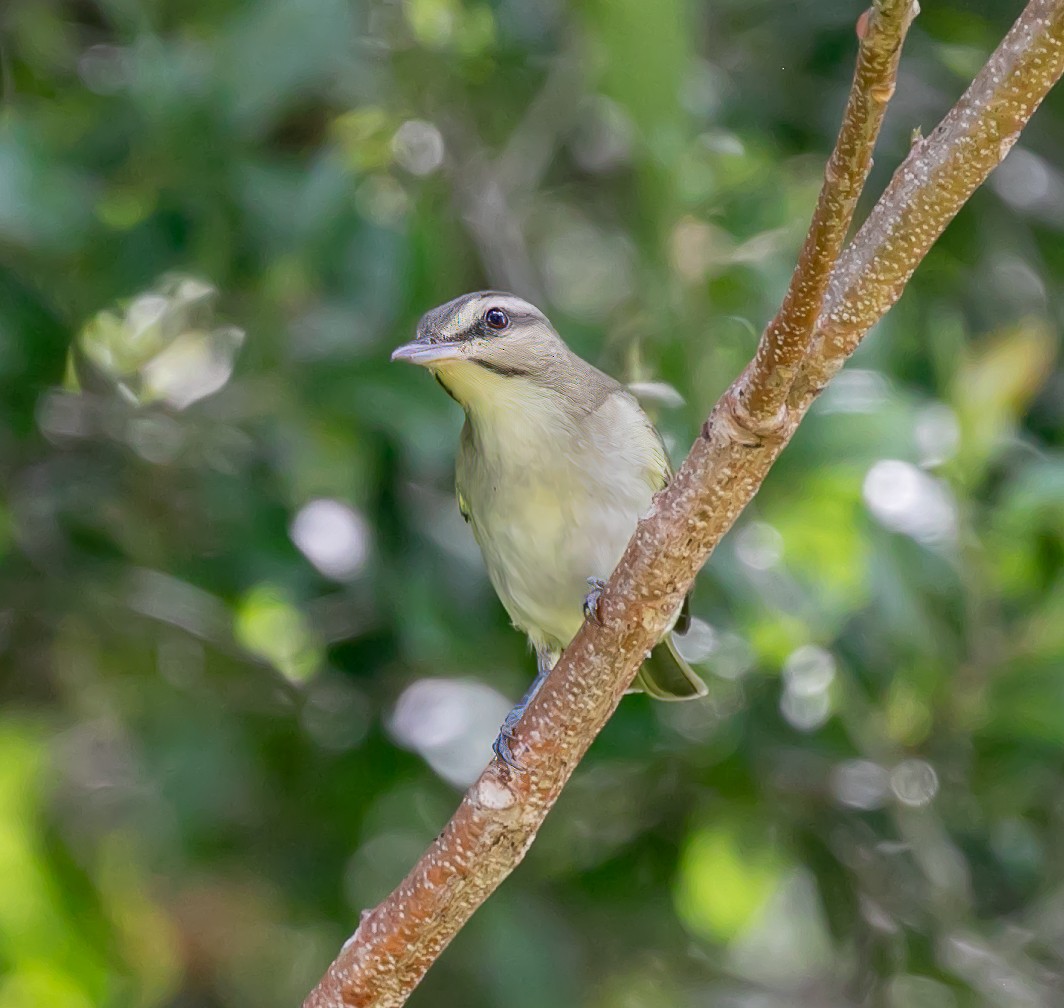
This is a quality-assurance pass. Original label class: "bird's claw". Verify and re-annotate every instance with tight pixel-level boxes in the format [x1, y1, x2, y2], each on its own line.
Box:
[583, 577, 606, 624]
[492, 649, 554, 771]
[492, 724, 524, 771]
[492, 704, 527, 771]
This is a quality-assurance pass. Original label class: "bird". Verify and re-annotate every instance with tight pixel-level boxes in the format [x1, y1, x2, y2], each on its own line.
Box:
[391, 291, 707, 767]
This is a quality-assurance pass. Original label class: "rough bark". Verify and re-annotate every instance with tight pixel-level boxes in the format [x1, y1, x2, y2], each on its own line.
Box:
[744, 0, 920, 419]
[304, 2, 1064, 1005]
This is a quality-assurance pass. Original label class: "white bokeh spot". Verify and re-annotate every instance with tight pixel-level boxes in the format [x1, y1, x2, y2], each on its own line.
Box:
[290, 499, 371, 581]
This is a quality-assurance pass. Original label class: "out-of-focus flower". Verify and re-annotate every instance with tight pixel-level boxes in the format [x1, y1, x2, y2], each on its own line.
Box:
[74, 275, 244, 410]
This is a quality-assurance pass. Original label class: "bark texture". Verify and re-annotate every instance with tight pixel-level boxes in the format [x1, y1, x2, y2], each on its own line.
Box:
[304, 2, 1064, 1005]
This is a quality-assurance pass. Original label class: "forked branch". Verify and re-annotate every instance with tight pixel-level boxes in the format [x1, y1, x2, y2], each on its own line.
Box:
[304, 3, 1064, 1005]
[797, 0, 1064, 400]
[742, 0, 920, 421]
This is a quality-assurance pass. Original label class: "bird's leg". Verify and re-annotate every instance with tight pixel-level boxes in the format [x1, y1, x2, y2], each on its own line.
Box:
[583, 577, 606, 624]
[493, 648, 554, 770]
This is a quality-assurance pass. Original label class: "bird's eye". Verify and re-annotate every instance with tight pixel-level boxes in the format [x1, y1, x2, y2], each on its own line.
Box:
[484, 307, 509, 331]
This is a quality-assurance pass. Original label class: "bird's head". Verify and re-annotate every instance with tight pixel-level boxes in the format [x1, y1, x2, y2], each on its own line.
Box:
[391, 291, 569, 406]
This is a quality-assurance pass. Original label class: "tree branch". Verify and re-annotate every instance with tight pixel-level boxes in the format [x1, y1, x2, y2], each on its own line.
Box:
[742, 0, 919, 420]
[304, 3, 1064, 1005]
[795, 0, 1064, 403]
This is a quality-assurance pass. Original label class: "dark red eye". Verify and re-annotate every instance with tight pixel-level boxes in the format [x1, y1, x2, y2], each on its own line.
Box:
[484, 307, 509, 330]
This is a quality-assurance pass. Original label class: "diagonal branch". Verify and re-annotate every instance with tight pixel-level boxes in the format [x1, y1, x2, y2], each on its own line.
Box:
[796, 0, 1064, 403]
[741, 0, 920, 421]
[303, 3, 1064, 1006]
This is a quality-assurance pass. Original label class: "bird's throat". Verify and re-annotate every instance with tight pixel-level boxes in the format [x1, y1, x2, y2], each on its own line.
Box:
[434, 372, 459, 403]
[430, 359, 532, 413]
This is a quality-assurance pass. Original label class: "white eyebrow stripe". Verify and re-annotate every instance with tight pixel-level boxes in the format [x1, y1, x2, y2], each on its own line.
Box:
[431, 292, 544, 340]
[455, 299, 480, 332]
[475, 295, 539, 323]
[455, 296, 510, 333]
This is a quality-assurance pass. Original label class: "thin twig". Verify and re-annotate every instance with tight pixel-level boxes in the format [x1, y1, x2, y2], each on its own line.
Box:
[796, 0, 1064, 403]
[303, 3, 1064, 1005]
[741, 0, 920, 422]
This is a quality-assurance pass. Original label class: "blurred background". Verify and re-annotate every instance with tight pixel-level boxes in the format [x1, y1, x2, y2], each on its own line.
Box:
[1, 0, 1063, 1005]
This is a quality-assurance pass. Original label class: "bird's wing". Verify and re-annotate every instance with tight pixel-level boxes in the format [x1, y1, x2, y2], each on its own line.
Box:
[629, 389, 673, 490]
[647, 420, 672, 488]
[455, 417, 476, 526]
[600, 388, 694, 633]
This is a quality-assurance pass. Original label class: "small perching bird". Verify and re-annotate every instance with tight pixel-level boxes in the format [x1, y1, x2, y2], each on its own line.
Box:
[392, 291, 707, 766]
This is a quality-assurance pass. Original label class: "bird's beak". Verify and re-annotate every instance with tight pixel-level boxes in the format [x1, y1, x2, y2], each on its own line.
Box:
[390, 340, 465, 367]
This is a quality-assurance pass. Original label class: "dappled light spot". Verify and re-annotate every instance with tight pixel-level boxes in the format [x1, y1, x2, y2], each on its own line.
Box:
[734, 520, 783, 571]
[675, 823, 785, 943]
[726, 870, 833, 988]
[391, 120, 445, 177]
[782, 644, 835, 696]
[680, 61, 726, 118]
[675, 622, 753, 681]
[831, 759, 891, 810]
[707, 631, 756, 680]
[780, 644, 835, 732]
[234, 583, 321, 684]
[388, 679, 511, 788]
[354, 175, 410, 227]
[863, 459, 957, 545]
[992, 147, 1058, 213]
[885, 681, 934, 746]
[780, 688, 831, 732]
[890, 759, 939, 808]
[290, 499, 371, 581]
[914, 403, 961, 468]
[403, 0, 458, 48]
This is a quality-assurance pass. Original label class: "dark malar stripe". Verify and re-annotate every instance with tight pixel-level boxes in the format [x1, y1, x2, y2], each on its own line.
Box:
[474, 359, 534, 379]
[434, 373, 459, 402]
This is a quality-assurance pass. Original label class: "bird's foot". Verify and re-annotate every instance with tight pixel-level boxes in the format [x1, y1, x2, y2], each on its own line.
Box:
[492, 704, 526, 771]
[492, 649, 554, 771]
[583, 577, 607, 624]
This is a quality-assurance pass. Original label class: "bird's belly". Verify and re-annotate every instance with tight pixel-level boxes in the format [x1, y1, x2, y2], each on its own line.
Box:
[472, 478, 645, 653]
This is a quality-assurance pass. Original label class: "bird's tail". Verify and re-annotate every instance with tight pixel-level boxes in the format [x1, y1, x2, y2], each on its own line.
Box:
[631, 633, 708, 700]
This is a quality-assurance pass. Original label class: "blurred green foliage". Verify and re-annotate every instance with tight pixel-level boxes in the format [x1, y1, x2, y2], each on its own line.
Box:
[1, 1, 1063, 1006]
